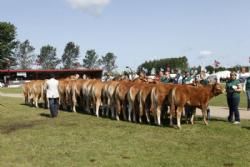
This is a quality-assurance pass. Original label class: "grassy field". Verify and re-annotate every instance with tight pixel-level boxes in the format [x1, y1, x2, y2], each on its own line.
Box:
[0, 96, 250, 167]
[210, 93, 247, 108]
[0, 87, 23, 94]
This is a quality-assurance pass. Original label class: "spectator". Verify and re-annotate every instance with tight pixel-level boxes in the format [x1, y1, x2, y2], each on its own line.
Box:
[182, 71, 194, 122]
[199, 71, 211, 119]
[226, 71, 242, 124]
[182, 71, 193, 84]
[244, 75, 250, 111]
[45, 74, 59, 118]
[173, 69, 183, 84]
[159, 71, 171, 83]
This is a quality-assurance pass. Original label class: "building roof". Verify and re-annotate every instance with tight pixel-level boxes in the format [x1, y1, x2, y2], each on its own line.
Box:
[0, 68, 103, 73]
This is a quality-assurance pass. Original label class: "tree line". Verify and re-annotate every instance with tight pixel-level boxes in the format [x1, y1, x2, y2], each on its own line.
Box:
[0, 22, 117, 73]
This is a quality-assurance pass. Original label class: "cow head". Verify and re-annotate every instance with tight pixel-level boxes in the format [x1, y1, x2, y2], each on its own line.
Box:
[212, 83, 224, 96]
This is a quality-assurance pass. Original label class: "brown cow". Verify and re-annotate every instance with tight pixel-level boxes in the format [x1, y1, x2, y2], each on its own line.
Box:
[137, 83, 156, 123]
[102, 80, 120, 118]
[89, 80, 106, 117]
[114, 80, 135, 121]
[168, 83, 224, 129]
[150, 83, 176, 125]
[114, 79, 145, 121]
[127, 82, 146, 122]
[83, 79, 98, 114]
[29, 80, 47, 108]
[70, 79, 87, 112]
[23, 81, 33, 105]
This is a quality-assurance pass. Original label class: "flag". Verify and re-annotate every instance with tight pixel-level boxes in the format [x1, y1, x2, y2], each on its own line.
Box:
[214, 60, 220, 68]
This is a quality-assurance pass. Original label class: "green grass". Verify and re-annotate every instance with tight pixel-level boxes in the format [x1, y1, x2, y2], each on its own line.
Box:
[210, 92, 247, 108]
[0, 96, 250, 167]
[0, 87, 22, 94]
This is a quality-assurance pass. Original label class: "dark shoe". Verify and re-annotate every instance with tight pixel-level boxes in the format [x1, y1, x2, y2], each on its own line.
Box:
[228, 117, 233, 122]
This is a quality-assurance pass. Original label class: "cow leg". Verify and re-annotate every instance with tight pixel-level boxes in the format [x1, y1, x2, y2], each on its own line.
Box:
[153, 106, 157, 125]
[35, 97, 38, 108]
[47, 98, 50, 109]
[190, 108, 196, 125]
[132, 103, 137, 123]
[169, 105, 175, 127]
[202, 107, 208, 125]
[111, 106, 115, 119]
[177, 107, 183, 129]
[185, 106, 191, 124]
[139, 98, 144, 123]
[122, 102, 127, 121]
[85, 95, 91, 114]
[145, 110, 150, 123]
[72, 104, 76, 113]
[156, 106, 161, 126]
[128, 102, 132, 122]
[95, 99, 101, 117]
[139, 105, 143, 124]
[190, 114, 194, 125]
[115, 101, 121, 121]
[72, 96, 77, 113]
[106, 98, 111, 117]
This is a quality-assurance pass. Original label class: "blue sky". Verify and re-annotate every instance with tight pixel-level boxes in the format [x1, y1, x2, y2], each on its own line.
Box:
[1, 0, 250, 70]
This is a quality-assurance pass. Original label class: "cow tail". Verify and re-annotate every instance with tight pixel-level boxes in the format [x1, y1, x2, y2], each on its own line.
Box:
[150, 87, 157, 114]
[169, 87, 176, 115]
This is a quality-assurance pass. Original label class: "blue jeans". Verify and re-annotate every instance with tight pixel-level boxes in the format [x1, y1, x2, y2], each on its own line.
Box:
[49, 98, 59, 117]
[246, 90, 250, 109]
[227, 96, 240, 122]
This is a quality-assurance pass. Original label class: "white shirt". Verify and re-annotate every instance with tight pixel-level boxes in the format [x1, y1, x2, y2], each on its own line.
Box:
[46, 78, 59, 98]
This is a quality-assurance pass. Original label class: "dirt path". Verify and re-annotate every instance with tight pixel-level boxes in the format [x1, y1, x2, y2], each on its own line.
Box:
[196, 106, 250, 120]
[1, 91, 250, 120]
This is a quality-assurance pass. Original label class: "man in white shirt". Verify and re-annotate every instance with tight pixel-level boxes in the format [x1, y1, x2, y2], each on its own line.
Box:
[45, 74, 59, 118]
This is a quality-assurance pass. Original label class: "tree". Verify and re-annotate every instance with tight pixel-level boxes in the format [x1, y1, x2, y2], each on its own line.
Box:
[82, 49, 100, 68]
[62, 42, 80, 69]
[14, 40, 35, 69]
[138, 56, 188, 74]
[205, 65, 214, 74]
[37, 45, 61, 69]
[0, 22, 18, 69]
[99, 52, 117, 73]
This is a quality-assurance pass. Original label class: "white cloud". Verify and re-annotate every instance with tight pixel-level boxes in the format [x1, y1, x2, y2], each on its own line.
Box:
[67, 0, 111, 15]
[199, 50, 213, 56]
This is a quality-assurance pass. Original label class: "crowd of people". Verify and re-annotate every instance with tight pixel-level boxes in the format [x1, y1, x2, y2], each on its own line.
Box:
[45, 68, 248, 125]
[154, 69, 246, 125]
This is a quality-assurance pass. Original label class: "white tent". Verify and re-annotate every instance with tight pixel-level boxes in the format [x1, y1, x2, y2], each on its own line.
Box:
[207, 70, 231, 83]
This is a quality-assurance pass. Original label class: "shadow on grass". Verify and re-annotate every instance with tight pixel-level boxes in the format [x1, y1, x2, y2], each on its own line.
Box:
[0, 119, 46, 134]
[242, 126, 250, 130]
[20, 102, 47, 108]
[195, 116, 228, 123]
[40, 113, 51, 118]
[0, 123, 34, 134]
